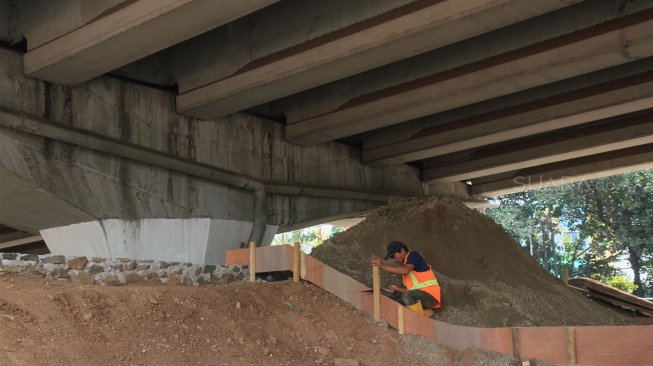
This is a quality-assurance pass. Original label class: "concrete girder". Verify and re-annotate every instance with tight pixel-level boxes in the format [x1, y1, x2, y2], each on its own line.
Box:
[362, 69, 653, 166]
[469, 144, 653, 197]
[422, 112, 653, 183]
[0, 164, 95, 233]
[0, 235, 43, 251]
[284, 2, 653, 145]
[23, 0, 276, 85]
[175, 0, 575, 119]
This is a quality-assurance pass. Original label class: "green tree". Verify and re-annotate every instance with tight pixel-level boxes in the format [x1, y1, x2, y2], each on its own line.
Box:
[608, 275, 638, 293]
[487, 169, 653, 297]
[562, 170, 653, 296]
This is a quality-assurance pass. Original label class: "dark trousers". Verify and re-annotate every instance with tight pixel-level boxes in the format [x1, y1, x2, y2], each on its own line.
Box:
[401, 289, 437, 308]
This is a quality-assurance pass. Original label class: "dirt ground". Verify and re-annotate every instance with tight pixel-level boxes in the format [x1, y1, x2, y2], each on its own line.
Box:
[312, 197, 630, 327]
[0, 274, 527, 366]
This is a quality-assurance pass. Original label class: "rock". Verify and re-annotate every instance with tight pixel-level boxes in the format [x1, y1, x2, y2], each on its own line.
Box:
[123, 261, 136, 271]
[29, 264, 47, 276]
[3, 263, 26, 273]
[235, 302, 241, 309]
[334, 359, 359, 366]
[117, 258, 132, 263]
[137, 259, 154, 263]
[1, 253, 17, 260]
[67, 257, 88, 270]
[136, 264, 151, 271]
[147, 295, 159, 305]
[111, 263, 123, 271]
[92, 257, 107, 263]
[77, 273, 95, 285]
[193, 266, 203, 276]
[44, 263, 68, 278]
[229, 264, 242, 273]
[87, 264, 104, 275]
[19, 254, 39, 262]
[103, 275, 123, 286]
[324, 329, 339, 341]
[124, 272, 143, 283]
[143, 271, 158, 280]
[203, 265, 216, 274]
[44, 255, 65, 264]
[159, 261, 170, 269]
[315, 346, 330, 356]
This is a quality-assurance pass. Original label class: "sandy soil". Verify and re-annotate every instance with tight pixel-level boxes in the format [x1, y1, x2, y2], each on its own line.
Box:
[0, 274, 524, 366]
[312, 197, 630, 327]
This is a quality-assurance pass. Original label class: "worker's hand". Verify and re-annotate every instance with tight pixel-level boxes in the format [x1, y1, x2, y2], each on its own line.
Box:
[371, 255, 384, 268]
[387, 284, 405, 293]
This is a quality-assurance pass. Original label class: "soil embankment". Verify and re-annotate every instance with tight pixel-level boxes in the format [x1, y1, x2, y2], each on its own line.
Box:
[313, 198, 629, 327]
[0, 275, 524, 366]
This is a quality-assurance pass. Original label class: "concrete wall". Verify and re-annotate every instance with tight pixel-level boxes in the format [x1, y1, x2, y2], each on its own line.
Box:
[0, 47, 454, 233]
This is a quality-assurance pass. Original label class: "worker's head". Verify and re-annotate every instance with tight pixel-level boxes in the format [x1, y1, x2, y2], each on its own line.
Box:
[384, 240, 408, 264]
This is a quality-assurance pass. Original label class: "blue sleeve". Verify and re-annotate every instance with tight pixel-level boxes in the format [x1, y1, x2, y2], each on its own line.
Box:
[406, 251, 429, 272]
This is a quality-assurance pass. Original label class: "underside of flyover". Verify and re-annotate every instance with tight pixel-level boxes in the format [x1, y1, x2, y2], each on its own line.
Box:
[1, 0, 652, 262]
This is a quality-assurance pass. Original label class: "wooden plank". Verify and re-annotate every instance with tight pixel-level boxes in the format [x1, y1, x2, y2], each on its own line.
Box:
[586, 292, 652, 317]
[293, 242, 300, 282]
[373, 265, 381, 321]
[249, 242, 256, 282]
[569, 277, 653, 311]
[566, 327, 576, 364]
[397, 304, 405, 335]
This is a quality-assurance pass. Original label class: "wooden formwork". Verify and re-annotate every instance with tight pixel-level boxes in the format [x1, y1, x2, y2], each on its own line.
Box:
[225, 245, 653, 366]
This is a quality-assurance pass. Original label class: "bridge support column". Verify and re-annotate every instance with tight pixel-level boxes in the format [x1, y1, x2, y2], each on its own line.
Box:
[39, 219, 278, 264]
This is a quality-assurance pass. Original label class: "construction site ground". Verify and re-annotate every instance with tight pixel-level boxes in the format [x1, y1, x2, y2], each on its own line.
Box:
[0, 274, 531, 366]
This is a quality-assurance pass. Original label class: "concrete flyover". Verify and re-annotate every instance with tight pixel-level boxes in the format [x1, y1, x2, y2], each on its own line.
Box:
[1, 0, 652, 260]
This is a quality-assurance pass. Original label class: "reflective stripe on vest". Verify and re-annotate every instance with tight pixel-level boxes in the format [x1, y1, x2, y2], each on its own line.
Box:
[407, 270, 439, 289]
[402, 251, 439, 290]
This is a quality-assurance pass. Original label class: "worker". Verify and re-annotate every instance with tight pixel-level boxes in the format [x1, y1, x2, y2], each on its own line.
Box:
[371, 240, 441, 317]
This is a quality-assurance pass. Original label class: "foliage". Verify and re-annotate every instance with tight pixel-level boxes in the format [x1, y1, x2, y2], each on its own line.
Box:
[272, 225, 342, 253]
[486, 169, 653, 297]
[607, 275, 638, 293]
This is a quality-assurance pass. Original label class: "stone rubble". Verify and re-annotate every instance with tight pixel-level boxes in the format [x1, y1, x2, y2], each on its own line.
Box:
[0, 252, 247, 286]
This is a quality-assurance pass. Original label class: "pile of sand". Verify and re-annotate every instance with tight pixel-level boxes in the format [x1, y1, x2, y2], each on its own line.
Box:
[312, 197, 629, 327]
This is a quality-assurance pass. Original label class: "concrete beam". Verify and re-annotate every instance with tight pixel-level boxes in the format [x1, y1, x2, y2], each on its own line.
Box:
[362, 70, 653, 166]
[23, 0, 276, 85]
[470, 144, 653, 197]
[0, 164, 95, 233]
[0, 235, 43, 251]
[422, 112, 653, 183]
[285, 1, 653, 145]
[176, 0, 575, 119]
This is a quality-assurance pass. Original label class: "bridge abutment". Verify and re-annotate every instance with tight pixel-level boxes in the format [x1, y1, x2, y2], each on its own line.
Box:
[40, 219, 277, 264]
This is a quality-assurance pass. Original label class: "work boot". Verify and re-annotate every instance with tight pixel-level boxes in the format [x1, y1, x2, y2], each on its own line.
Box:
[405, 301, 424, 316]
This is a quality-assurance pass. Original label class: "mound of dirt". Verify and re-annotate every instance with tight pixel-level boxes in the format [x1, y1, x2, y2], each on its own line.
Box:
[312, 197, 630, 327]
[0, 274, 525, 366]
